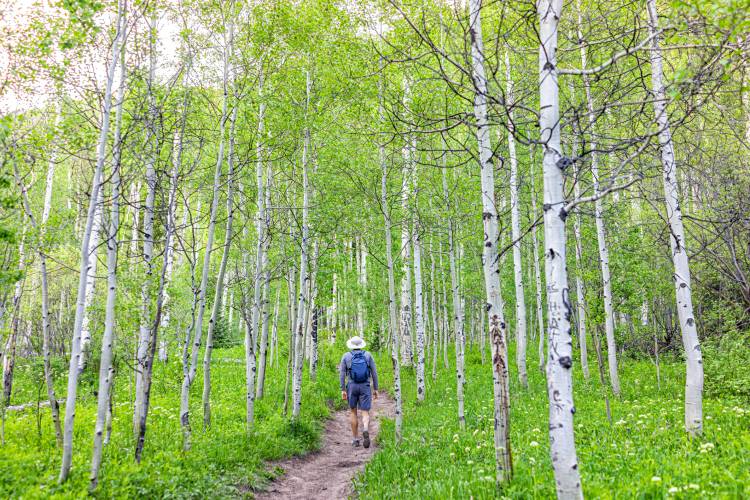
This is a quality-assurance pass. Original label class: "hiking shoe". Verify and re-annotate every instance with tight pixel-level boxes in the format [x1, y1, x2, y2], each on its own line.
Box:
[363, 431, 370, 449]
[351, 439, 361, 447]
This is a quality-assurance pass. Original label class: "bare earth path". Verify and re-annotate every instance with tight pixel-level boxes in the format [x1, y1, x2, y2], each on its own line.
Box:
[255, 392, 395, 500]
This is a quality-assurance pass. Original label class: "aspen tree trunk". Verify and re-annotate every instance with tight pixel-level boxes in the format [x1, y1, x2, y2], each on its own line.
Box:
[439, 241, 449, 370]
[443, 167, 465, 428]
[468, 0, 512, 483]
[59, 0, 124, 481]
[537, 0, 583, 495]
[291, 70, 312, 420]
[270, 289, 280, 368]
[379, 60, 403, 440]
[574, 5, 619, 395]
[159, 108, 189, 363]
[242, 290, 257, 430]
[2, 230, 24, 410]
[330, 272, 337, 344]
[572, 161, 590, 381]
[413, 224, 426, 401]
[135, 122, 181, 464]
[310, 305, 319, 381]
[283, 248, 296, 416]
[505, 51, 528, 389]
[647, 0, 703, 435]
[530, 156, 546, 372]
[15, 98, 64, 445]
[256, 163, 273, 399]
[202, 100, 238, 429]
[129, 181, 140, 258]
[400, 77, 414, 367]
[480, 301, 486, 364]
[90, 22, 126, 482]
[179, 7, 232, 448]
[251, 68, 267, 354]
[16, 162, 63, 445]
[135, 13, 160, 435]
[307, 243, 320, 380]
[356, 237, 364, 337]
[282, 267, 294, 416]
[430, 242, 439, 381]
[78, 182, 104, 373]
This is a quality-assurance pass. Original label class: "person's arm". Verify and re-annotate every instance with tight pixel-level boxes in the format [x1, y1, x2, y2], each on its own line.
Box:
[368, 353, 379, 391]
[339, 353, 348, 391]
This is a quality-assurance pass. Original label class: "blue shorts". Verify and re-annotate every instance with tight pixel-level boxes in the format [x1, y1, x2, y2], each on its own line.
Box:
[347, 382, 372, 411]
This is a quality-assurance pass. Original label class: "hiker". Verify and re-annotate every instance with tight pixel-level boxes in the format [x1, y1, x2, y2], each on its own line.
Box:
[339, 336, 378, 448]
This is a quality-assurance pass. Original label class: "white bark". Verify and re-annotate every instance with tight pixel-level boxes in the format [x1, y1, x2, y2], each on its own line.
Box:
[429, 241, 439, 381]
[505, 51, 528, 389]
[537, 0, 583, 495]
[202, 98, 238, 429]
[159, 121, 188, 364]
[251, 68, 267, 354]
[575, 6, 620, 395]
[78, 184, 103, 373]
[256, 161, 273, 398]
[90, 19, 126, 484]
[413, 223, 426, 401]
[443, 167, 464, 428]
[379, 60, 403, 440]
[647, 0, 703, 435]
[291, 70, 312, 420]
[307, 242, 319, 379]
[330, 272, 337, 344]
[468, 0, 512, 483]
[60, 0, 124, 481]
[270, 289, 280, 368]
[400, 77, 414, 367]
[531, 155, 546, 371]
[15, 162, 64, 446]
[129, 180, 140, 257]
[134, 14, 159, 435]
[179, 7, 232, 448]
[572, 154, 590, 381]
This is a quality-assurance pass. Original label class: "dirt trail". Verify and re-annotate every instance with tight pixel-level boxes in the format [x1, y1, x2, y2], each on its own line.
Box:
[255, 393, 395, 500]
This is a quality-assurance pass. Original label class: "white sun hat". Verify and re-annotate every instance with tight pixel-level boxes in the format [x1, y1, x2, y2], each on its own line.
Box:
[346, 336, 366, 350]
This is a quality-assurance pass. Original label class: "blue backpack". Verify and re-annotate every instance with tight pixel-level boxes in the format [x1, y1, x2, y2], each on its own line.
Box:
[349, 351, 370, 384]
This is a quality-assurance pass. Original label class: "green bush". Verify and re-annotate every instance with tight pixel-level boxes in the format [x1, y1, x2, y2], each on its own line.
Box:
[703, 332, 750, 402]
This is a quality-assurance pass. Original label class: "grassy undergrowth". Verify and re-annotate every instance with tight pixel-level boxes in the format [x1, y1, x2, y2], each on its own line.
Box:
[0, 342, 343, 498]
[359, 342, 750, 499]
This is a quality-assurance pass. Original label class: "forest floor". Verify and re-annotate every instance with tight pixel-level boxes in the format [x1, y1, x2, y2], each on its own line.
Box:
[253, 392, 396, 499]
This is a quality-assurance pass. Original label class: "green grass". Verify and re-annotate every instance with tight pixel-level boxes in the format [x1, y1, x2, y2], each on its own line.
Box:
[4, 333, 749, 499]
[0, 342, 344, 498]
[358, 343, 750, 499]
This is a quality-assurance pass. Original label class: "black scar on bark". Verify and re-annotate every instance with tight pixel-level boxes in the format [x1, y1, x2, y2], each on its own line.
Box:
[482, 211, 492, 220]
[556, 156, 573, 170]
[562, 288, 572, 322]
[548, 248, 556, 259]
[543, 203, 552, 212]
[543, 61, 555, 71]
[559, 356, 572, 369]
[486, 302, 492, 311]
[686, 318, 694, 326]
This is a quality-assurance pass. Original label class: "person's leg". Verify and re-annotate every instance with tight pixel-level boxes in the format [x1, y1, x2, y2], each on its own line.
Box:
[349, 408, 359, 439]
[359, 384, 373, 448]
[348, 383, 360, 446]
[361, 410, 370, 433]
